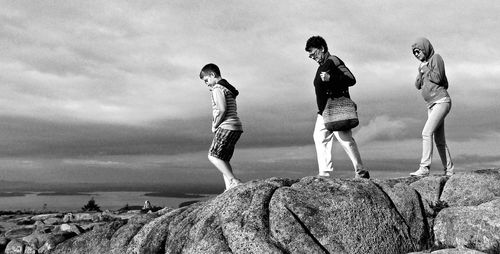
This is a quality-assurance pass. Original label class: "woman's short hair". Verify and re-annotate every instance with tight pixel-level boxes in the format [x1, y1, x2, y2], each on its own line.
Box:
[305, 36, 328, 52]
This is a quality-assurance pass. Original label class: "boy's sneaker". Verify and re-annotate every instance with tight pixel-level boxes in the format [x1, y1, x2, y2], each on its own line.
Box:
[410, 167, 430, 177]
[228, 178, 242, 190]
[444, 170, 454, 177]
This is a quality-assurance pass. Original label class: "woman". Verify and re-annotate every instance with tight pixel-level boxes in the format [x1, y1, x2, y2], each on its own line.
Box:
[305, 35, 369, 179]
[410, 37, 454, 177]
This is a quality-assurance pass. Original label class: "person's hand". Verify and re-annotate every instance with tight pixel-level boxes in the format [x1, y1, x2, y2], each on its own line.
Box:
[320, 71, 330, 82]
[419, 62, 428, 73]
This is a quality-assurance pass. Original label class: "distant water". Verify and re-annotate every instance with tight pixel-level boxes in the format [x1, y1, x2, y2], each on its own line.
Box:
[0, 191, 214, 212]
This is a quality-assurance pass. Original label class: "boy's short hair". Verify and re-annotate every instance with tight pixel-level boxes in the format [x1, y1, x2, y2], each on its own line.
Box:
[199, 63, 221, 79]
[305, 36, 328, 52]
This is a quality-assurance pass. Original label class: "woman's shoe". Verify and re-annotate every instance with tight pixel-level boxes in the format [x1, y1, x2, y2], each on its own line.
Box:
[355, 170, 370, 179]
[317, 172, 331, 177]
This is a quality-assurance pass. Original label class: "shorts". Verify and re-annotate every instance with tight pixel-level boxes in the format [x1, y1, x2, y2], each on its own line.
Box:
[209, 128, 242, 162]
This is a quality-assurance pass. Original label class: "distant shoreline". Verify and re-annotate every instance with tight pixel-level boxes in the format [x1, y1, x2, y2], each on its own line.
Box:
[0, 192, 30, 197]
[37, 192, 93, 196]
[0, 191, 208, 199]
[144, 192, 207, 198]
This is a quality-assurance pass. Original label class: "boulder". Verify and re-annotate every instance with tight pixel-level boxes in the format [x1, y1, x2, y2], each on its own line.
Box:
[22, 232, 51, 249]
[62, 213, 74, 223]
[33, 220, 45, 228]
[374, 179, 431, 249]
[440, 169, 500, 206]
[433, 198, 500, 252]
[0, 235, 8, 245]
[108, 213, 158, 254]
[43, 217, 62, 225]
[12, 216, 34, 226]
[430, 248, 487, 254]
[408, 248, 487, 253]
[126, 204, 199, 253]
[31, 214, 62, 222]
[127, 178, 295, 254]
[2, 172, 497, 253]
[0, 236, 8, 252]
[269, 177, 417, 253]
[409, 175, 448, 206]
[4, 239, 24, 254]
[23, 245, 37, 254]
[4, 226, 35, 240]
[109, 210, 143, 221]
[71, 213, 93, 222]
[50, 221, 126, 254]
[59, 223, 84, 235]
[38, 231, 77, 253]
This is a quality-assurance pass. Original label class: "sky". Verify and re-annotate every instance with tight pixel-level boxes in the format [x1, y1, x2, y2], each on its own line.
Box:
[1, 1, 500, 188]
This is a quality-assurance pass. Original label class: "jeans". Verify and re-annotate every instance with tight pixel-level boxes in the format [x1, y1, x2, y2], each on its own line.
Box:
[313, 115, 365, 175]
[420, 102, 454, 171]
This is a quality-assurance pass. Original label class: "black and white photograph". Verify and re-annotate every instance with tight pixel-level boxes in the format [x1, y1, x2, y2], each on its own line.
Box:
[1, 1, 499, 253]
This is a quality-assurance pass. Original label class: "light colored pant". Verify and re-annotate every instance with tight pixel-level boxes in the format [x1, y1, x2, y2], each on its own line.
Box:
[420, 102, 454, 171]
[313, 115, 365, 174]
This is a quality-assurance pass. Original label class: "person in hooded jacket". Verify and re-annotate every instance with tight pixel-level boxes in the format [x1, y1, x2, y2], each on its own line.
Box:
[410, 37, 454, 177]
[199, 63, 243, 191]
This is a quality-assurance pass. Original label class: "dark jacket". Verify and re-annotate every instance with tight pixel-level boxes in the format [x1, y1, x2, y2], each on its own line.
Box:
[313, 52, 356, 115]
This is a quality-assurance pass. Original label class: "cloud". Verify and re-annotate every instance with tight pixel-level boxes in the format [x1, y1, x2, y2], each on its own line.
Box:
[355, 115, 414, 144]
[0, 116, 210, 157]
[0, 0, 500, 184]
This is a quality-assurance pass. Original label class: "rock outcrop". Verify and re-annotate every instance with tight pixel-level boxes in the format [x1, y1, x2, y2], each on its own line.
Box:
[1, 168, 499, 254]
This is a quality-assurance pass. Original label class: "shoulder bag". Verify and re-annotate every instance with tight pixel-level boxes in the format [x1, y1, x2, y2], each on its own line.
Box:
[322, 96, 359, 131]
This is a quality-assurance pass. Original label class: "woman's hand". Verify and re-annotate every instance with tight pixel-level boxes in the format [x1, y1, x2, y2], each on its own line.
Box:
[419, 62, 428, 73]
[320, 71, 330, 82]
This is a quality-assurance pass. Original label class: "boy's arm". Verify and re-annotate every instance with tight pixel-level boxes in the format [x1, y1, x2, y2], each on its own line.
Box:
[420, 54, 445, 85]
[211, 87, 227, 132]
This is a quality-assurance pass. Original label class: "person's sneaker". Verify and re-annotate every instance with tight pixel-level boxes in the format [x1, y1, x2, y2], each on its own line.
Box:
[410, 167, 430, 176]
[355, 170, 370, 179]
[227, 178, 242, 190]
[444, 170, 454, 177]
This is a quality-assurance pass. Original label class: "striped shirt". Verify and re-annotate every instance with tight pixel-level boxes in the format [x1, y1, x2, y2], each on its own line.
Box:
[211, 84, 243, 131]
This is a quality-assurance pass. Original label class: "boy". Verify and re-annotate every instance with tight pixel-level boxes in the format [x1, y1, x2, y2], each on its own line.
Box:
[199, 63, 243, 191]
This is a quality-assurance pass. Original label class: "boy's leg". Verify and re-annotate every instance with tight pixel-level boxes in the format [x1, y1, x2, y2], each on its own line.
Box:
[208, 155, 237, 188]
[208, 128, 242, 189]
[222, 174, 231, 188]
[313, 115, 335, 176]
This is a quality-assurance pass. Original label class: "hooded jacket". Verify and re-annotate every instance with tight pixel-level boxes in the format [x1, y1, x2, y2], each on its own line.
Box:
[210, 79, 243, 132]
[412, 38, 450, 106]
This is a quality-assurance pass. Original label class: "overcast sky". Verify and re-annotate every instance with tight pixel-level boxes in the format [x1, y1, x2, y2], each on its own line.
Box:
[1, 1, 499, 185]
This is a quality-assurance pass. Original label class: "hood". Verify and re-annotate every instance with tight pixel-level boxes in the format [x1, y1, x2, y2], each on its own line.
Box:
[217, 79, 239, 98]
[412, 37, 435, 61]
